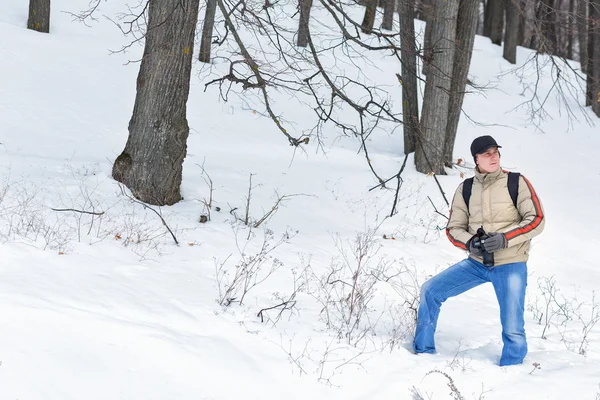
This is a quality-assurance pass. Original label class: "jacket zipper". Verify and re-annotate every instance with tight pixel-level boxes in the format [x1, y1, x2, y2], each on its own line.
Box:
[480, 174, 486, 231]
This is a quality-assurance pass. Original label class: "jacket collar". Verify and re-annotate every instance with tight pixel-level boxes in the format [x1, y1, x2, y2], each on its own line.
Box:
[474, 166, 503, 183]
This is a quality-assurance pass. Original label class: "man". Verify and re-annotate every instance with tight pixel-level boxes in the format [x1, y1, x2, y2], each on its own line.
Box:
[413, 135, 545, 366]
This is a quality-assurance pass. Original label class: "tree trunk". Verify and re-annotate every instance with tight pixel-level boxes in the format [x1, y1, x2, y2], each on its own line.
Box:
[416, 0, 427, 20]
[484, 0, 493, 36]
[490, 0, 505, 45]
[568, 0, 575, 59]
[422, 0, 434, 75]
[199, 0, 218, 62]
[539, 0, 557, 53]
[382, 0, 395, 30]
[518, 0, 526, 44]
[398, 0, 419, 154]
[554, 0, 564, 57]
[298, 0, 313, 47]
[112, 0, 200, 206]
[361, 0, 377, 33]
[591, 0, 600, 116]
[577, 0, 589, 72]
[522, 0, 536, 48]
[503, 0, 519, 63]
[415, 0, 459, 175]
[587, 0, 594, 106]
[28, 0, 50, 33]
[444, 0, 479, 167]
[477, 0, 485, 35]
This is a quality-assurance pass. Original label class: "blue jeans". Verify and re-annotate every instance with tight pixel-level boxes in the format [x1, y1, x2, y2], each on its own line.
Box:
[413, 258, 528, 366]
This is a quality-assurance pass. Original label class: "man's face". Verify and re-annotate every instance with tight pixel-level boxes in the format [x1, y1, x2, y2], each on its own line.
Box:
[476, 147, 500, 173]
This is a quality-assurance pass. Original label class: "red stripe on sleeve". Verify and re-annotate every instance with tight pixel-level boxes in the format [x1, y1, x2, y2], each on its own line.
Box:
[505, 176, 544, 240]
[446, 203, 467, 250]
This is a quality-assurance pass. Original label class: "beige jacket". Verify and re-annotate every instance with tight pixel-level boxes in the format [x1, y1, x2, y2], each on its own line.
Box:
[446, 167, 545, 265]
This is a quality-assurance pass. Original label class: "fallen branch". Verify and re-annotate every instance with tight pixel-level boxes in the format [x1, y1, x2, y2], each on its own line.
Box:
[50, 208, 105, 216]
[257, 299, 297, 323]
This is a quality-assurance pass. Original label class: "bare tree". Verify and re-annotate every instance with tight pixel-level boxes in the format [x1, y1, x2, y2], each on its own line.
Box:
[112, 0, 200, 206]
[577, 0, 589, 72]
[484, 0, 493, 36]
[567, 0, 575, 58]
[538, 0, 558, 53]
[586, 0, 596, 105]
[444, 0, 479, 167]
[591, 0, 600, 116]
[519, 0, 536, 48]
[398, 0, 419, 154]
[477, 0, 485, 35]
[381, 0, 395, 30]
[28, 0, 51, 33]
[490, 0, 505, 45]
[199, 0, 218, 62]
[415, 0, 459, 174]
[361, 0, 377, 33]
[504, 0, 519, 63]
[298, 0, 313, 47]
[422, 0, 434, 75]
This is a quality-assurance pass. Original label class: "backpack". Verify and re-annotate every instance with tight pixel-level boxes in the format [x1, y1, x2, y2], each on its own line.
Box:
[462, 172, 520, 211]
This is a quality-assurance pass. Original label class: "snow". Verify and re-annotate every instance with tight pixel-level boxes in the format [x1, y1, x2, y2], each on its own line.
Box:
[1, 0, 600, 399]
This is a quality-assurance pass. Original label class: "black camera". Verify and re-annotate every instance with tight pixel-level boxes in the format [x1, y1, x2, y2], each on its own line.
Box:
[472, 227, 494, 266]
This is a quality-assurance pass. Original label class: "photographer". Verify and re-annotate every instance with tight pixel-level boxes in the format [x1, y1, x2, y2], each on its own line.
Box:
[413, 136, 545, 366]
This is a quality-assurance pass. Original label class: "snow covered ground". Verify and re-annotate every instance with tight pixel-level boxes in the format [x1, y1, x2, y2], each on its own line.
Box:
[1, 1, 599, 399]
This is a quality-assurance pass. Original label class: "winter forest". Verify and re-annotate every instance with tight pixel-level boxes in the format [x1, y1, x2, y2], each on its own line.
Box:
[1, 0, 600, 398]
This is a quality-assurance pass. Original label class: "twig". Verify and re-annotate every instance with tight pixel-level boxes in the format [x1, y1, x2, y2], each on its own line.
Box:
[50, 208, 105, 216]
[257, 300, 296, 323]
[118, 184, 179, 245]
[427, 196, 448, 220]
[369, 153, 409, 192]
[388, 154, 409, 217]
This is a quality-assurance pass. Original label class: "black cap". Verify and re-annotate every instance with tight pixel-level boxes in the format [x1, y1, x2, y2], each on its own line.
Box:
[470, 135, 502, 158]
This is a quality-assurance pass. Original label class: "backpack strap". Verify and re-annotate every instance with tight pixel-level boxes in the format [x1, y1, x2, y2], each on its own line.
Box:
[462, 173, 519, 211]
[507, 172, 520, 209]
[462, 177, 474, 210]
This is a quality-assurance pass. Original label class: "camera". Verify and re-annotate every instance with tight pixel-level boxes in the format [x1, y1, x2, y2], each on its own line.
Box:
[472, 227, 494, 266]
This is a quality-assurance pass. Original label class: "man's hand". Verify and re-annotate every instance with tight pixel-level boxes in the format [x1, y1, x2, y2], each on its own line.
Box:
[468, 236, 483, 257]
[482, 232, 506, 253]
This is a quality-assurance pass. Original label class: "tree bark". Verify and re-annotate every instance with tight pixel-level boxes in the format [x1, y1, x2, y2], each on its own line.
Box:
[415, 0, 459, 175]
[577, 0, 589, 72]
[518, 0, 526, 44]
[199, 0, 218, 62]
[112, 0, 200, 206]
[591, 0, 600, 116]
[416, 0, 427, 20]
[28, 0, 50, 33]
[587, 0, 594, 105]
[297, 0, 313, 47]
[568, 0, 575, 59]
[538, 0, 557, 53]
[477, 0, 485, 35]
[361, 0, 377, 33]
[521, 0, 536, 48]
[398, 0, 419, 154]
[422, 0, 434, 75]
[503, 0, 519, 63]
[444, 0, 479, 167]
[484, 0, 493, 36]
[382, 0, 395, 30]
[490, 0, 505, 45]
